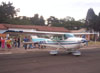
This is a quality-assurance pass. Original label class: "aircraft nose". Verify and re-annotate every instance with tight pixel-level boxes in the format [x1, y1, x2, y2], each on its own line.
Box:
[81, 39, 88, 43]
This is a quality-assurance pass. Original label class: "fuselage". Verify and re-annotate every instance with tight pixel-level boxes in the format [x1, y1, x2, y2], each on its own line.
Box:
[32, 33, 87, 50]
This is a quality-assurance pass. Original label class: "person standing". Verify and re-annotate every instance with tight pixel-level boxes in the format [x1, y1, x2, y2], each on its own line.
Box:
[14, 37, 17, 47]
[17, 37, 20, 48]
[28, 37, 33, 49]
[23, 36, 29, 50]
[1, 37, 5, 48]
[6, 37, 11, 49]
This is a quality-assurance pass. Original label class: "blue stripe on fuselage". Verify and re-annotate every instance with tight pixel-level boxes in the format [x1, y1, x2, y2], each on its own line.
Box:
[40, 41, 79, 45]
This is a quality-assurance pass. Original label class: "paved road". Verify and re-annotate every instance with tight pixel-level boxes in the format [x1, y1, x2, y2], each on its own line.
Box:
[0, 48, 100, 73]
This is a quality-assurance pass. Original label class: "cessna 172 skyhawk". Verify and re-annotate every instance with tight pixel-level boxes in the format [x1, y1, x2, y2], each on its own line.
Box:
[6, 29, 98, 56]
[31, 31, 89, 56]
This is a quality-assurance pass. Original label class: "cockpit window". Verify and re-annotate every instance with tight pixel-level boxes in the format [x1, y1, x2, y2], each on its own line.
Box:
[52, 34, 75, 40]
[52, 35, 63, 40]
[64, 34, 75, 39]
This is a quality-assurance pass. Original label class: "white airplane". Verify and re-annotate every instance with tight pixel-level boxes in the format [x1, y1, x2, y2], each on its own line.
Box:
[31, 31, 89, 56]
[6, 29, 98, 56]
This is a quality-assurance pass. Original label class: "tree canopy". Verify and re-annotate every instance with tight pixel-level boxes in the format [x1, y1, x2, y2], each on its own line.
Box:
[47, 16, 85, 30]
[0, 2, 17, 23]
[0, 1, 86, 30]
[86, 8, 100, 32]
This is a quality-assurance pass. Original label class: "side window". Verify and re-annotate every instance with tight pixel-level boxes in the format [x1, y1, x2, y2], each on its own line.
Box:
[64, 35, 67, 39]
[52, 35, 63, 40]
[58, 36, 62, 40]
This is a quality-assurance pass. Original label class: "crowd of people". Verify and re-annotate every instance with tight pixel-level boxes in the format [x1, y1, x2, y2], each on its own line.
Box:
[0, 36, 45, 50]
[0, 37, 20, 49]
[23, 36, 40, 50]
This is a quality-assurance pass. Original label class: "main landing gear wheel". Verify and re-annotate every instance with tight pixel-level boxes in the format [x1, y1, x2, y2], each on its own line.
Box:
[49, 50, 58, 56]
[72, 51, 81, 56]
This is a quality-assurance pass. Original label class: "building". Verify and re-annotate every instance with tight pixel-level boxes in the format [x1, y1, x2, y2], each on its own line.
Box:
[0, 24, 70, 37]
[0, 24, 8, 38]
[71, 28, 98, 41]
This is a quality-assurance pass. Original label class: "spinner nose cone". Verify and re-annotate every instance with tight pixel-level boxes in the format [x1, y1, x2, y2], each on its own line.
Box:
[81, 38, 88, 43]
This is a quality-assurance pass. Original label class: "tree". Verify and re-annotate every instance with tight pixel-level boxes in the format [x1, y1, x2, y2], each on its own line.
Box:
[86, 8, 97, 32]
[39, 16, 45, 25]
[47, 16, 60, 26]
[95, 13, 100, 32]
[9, 16, 32, 25]
[64, 16, 75, 21]
[30, 14, 45, 25]
[0, 2, 18, 23]
[85, 8, 100, 41]
[33, 14, 39, 25]
[46, 16, 85, 30]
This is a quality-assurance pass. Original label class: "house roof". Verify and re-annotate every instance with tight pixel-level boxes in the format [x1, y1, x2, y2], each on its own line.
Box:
[4, 24, 70, 32]
[0, 24, 7, 30]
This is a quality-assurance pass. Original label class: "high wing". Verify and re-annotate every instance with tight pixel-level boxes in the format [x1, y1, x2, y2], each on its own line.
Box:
[6, 29, 98, 35]
[24, 31, 98, 36]
[72, 32, 98, 35]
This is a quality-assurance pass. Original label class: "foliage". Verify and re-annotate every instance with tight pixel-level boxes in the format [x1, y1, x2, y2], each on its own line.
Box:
[30, 14, 45, 25]
[9, 16, 32, 25]
[95, 13, 100, 32]
[86, 8, 100, 32]
[0, 1, 85, 29]
[47, 16, 85, 30]
[0, 2, 17, 23]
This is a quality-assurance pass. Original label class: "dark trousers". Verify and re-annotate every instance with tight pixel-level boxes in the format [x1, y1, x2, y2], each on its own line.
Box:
[18, 42, 20, 48]
[24, 44, 27, 50]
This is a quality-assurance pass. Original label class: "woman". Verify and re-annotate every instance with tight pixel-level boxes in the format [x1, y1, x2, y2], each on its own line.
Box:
[6, 37, 11, 49]
[1, 37, 5, 48]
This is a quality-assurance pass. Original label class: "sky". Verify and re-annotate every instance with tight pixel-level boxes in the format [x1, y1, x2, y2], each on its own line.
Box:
[0, 0, 100, 20]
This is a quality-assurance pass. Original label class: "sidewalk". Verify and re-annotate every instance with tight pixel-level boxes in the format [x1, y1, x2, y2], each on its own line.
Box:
[0, 45, 100, 54]
[0, 47, 52, 54]
[0, 47, 26, 54]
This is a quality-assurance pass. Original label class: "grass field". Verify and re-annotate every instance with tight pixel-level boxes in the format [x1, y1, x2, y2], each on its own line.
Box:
[88, 41, 100, 46]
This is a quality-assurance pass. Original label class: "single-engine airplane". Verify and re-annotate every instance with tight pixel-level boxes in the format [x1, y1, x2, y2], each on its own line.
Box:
[5, 29, 98, 56]
[6, 29, 97, 56]
[31, 31, 89, 56]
